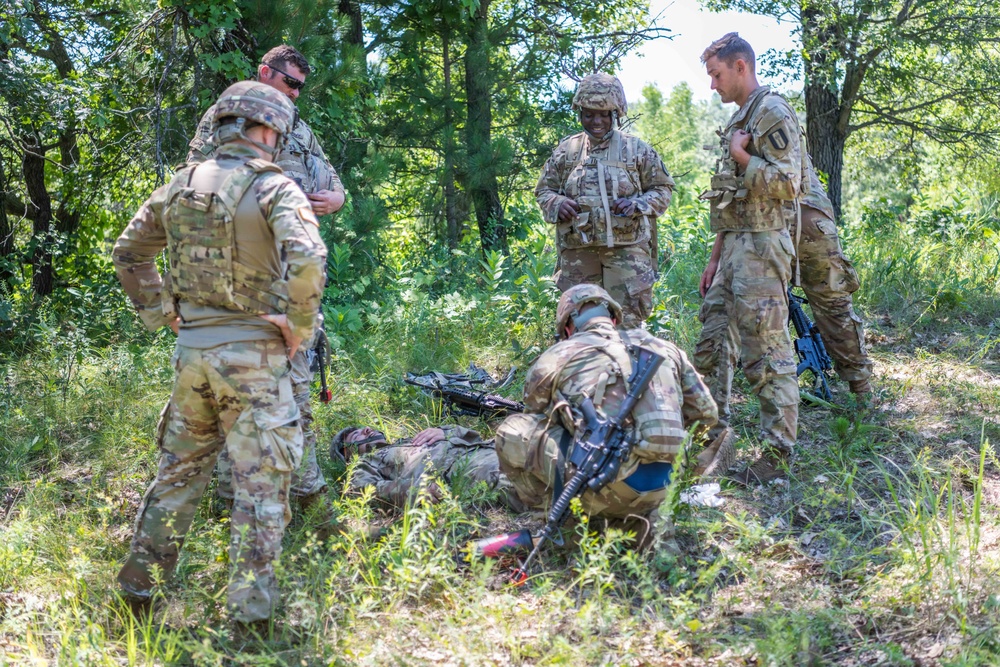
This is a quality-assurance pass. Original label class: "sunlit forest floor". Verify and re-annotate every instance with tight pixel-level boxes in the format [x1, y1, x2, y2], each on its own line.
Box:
[2, 219, 1000, 665]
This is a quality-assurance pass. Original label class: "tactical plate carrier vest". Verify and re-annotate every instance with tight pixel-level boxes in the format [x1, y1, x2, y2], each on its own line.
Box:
[273, 121, 334, 194]
[559, 131, 650, 249]
[162, 158, 290, 316]
[700, 88, 810, 234]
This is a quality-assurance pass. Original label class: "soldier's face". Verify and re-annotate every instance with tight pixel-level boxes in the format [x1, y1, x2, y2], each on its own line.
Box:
[259, 62, 307, 102]
[706, 56, 741, 104]
[346, 427, 387, 457]
[580, 108, 612, 139]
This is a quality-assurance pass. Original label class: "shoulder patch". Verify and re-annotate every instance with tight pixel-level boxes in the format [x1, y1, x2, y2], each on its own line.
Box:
[298, 206, 319, 227]
[767, 128, 789, 151]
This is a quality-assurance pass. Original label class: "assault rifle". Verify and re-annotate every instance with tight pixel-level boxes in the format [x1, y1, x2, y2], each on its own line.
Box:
[788, 286, 833, 401]
[468, 346, 665, 584]
[311, 328, 333, 403]
[404, 364, 524, 419]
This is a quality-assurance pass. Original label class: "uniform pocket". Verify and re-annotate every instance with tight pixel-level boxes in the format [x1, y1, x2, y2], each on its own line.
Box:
[254, 501, 288, 554]
[252, 407, 303, 472]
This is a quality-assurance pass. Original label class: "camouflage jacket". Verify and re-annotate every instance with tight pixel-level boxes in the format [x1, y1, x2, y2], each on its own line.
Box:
[113, 143, 327, 347]
[703, 86, 809, 233]
[535, 129, 674, 249]
[346, 426, 502, 507]
[188, 106, 344, 197]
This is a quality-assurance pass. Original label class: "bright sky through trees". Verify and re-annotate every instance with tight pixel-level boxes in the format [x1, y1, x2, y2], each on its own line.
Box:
[616, 0, 799, 101]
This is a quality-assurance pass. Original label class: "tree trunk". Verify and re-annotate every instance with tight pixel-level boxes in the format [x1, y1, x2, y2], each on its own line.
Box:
[0, 158, 13, 288]
[22, 135, 54, 298]
[337, 0, 364, 48]
[802, 2, 848, 221]
[464, 0, 506, 253]
[442, 32, 458, 248]
[804, 79, 847, 221]
[55, 125, 81, 235]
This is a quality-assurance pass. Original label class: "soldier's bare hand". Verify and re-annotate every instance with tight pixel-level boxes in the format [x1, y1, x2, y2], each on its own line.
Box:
[612, 198, 637, 216]
[700, 259, 719, 297]
[307, 189, 345, 216]
[729, 130, 752, 168]
[168, 317, 180, 335]
[557, 198, 581, 223]
[426, 481, 444, 503]
[730, 129, 751, 152]
[259, 314, 304, 359]
[412, 427, 445, 447]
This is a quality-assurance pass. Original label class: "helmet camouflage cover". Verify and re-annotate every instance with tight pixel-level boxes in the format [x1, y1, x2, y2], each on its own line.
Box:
[571, 73, 628, 119]
[212, 80, 297, 139]
[555, 283, 624, 339]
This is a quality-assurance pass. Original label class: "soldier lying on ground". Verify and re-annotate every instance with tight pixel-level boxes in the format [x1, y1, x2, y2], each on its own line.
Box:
[331, 425, 527, 511]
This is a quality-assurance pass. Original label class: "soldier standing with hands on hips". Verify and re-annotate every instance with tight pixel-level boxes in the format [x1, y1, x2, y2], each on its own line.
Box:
[189, 45, 347, 531]
[114, 81, 327, 626]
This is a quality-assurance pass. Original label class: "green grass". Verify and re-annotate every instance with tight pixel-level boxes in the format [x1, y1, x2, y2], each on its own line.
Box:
[2, 217, 1000, 665]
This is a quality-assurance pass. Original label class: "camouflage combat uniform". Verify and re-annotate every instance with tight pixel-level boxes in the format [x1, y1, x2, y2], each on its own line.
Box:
[188, 102, 344, 503]
[694, 85, 802, 455]
[795, 162, 872, 386]
[114, 88, 327, 622]
[496, 317, 717, 518]
[345, 426, 522, 510]
[535, 130, 674, 328]
[697, 143, 872, 409]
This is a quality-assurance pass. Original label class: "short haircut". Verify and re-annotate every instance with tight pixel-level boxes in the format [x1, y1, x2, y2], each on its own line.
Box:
[701, 32, 755, 69]
[261, 45, 311, 76]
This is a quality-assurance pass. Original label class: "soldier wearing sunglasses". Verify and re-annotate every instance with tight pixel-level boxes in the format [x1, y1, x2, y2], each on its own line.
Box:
[187, 45, 347, 534]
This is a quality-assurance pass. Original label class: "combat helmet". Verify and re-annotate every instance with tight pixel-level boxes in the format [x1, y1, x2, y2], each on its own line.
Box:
[555, 283, 624, 339]
[212, 80, 297, 157]
[571, 73, 628, 125]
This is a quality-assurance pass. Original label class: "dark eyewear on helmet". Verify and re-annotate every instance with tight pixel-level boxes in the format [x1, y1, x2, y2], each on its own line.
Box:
[263, 62, 305, 91]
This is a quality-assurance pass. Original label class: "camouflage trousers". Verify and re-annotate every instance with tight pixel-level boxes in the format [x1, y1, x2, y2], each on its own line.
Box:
[216, 344, 326, 500]
[556, 245, 655, 328]
[118, 340, 302, 622]
[795, 207, 872, 382]
[693, 230, 799, 454]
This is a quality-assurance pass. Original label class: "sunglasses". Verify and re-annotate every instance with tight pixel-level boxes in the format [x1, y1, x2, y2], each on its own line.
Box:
[264, 63, 305, 91]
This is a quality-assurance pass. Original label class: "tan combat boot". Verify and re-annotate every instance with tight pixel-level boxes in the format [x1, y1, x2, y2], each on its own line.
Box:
[849, 378, 871, 395]
[694, 427, 738, 477]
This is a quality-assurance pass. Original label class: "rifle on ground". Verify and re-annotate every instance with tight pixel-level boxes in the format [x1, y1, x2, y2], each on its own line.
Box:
[467, 346, 665, 584]
[788, 286, 833, 401]
[404, 364, 524, 419]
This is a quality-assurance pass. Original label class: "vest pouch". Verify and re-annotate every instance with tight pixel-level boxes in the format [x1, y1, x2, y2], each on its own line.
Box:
[166, 189, 238, 310]
[495, 412, 568, 510]
[610, 213, 644, 245]
[557, 210, 591, 249]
